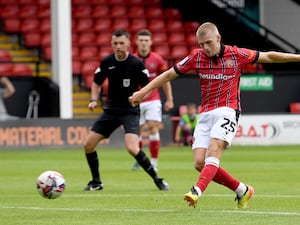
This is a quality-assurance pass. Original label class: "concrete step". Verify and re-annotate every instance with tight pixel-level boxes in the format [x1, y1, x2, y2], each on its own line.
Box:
[33, 71, 51, 77]
[73, 113, 99, 119]
[0, 36, 9, 42]
[73, 99, 89, 106]
[73, 91, 90, 99]
[73, 106, 102, 113]
[72, 90, 103, 118]
[12, 56, 39, 62]
[0, 43, 19, 49]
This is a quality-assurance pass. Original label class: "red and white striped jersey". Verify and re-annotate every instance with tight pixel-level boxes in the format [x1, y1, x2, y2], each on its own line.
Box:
[134, 51, 168, 102]
[174, 44, 259, 112]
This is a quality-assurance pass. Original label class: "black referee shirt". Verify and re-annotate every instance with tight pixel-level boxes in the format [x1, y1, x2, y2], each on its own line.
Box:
[94, 53, 149, 110]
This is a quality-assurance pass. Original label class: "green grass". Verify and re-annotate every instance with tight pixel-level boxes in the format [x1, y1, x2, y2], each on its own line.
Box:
[0, 145, 300, 225]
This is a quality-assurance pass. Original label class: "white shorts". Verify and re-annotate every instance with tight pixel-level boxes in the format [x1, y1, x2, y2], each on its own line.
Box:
[139, 100, 162, 125]
[192, 107, 240, 149]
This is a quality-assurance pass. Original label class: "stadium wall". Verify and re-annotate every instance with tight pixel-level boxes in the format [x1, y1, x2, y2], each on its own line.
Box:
[1, 114, 300, 149]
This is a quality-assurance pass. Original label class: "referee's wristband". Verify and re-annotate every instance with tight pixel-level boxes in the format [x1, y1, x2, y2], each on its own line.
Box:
[89, 100, 97, 103]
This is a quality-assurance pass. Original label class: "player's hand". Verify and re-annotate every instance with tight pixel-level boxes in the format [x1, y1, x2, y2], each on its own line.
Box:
[128, 91, 143, 107]
[164, 100, 174, 112]
[88, 100, 98, 111]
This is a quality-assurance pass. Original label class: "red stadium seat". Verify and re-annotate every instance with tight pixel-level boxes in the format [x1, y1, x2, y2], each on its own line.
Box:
[40, 33, 51, 47]
[79, 47, 99, 62]
[0, 63, 13, 76]
[242, 63, 264, 73]
[170, 46, 189, 59]
[3, 19, 21, 33]
[38, 0, 50, 8]
[0, 50, 12, 62]
[289, 102, 300, 113]
[40, 18, 51, 33]
[43, 46, 51, 61]
[1, 5, 20, 18]
[72, 46, 80, 60]
[145, 7, 164, 19]
[19, 0, 38, 4]
[153, 45, 170, 58]
[76, 18, 94, 33]
[96, 33, 112, 47]
[0, 0, 16, 5]
[186, 32, 198, 47]
[125, 0, 144, 5]
[94, 19, 112, 33]
[151, 32, 168, 45]
[72, 60, 81, 76]
[71, 0, 87, 4]
[73, 5, 92, 18]
[13, 64, 33, 76]
[166, 20, 184, 32]
[145, 7, 164, 20]
[148, 19, 165, 32]
[110, 6, 127, 18]
[77, 33, 97, 47]
[83, 75, 94, 89]
[38, 7, 50, 19]
[23, 33, 41, 48]
[113, 19, 130, 30]
[89, 0, 108, 5]
[130, 19, 147, 33]
[168, 32, 186, 46]
[81, 60, 99, 78]
[108, 0, 124, 5]
[72, 32, 78, 45]
[99, 47, 112, 61]
[21, 19, 40, 34]
[164, 8, 182, 20]
[183, 21, 201, 32]
[19, 5, 38, 18]
[92, 5, 110, 18]
[143, 0, 161, 6]
[128, 6, 145, 19]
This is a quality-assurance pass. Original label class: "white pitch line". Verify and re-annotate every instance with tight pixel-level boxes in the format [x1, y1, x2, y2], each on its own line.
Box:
[2, 193, 300, 198]
[63, 193, 300, 198]
[1, 205, 300, 216]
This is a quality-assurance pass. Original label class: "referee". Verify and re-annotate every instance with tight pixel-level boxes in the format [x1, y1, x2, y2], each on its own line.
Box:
[82, 29, 169, 191]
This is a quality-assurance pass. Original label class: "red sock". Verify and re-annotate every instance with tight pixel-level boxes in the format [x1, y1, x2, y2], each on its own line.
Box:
[213, 167, 240, 191]
[149, 140, 160, 158]
[196, 164, 219, 192]
[139, 139, 143, 150]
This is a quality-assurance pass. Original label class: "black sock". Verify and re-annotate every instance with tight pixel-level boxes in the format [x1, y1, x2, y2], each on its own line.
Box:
[85, 151, 101, 183]
[134, 150, 159, 181]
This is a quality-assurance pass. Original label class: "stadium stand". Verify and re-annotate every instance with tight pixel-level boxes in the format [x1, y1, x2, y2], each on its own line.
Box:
[0, 0, 221, 118]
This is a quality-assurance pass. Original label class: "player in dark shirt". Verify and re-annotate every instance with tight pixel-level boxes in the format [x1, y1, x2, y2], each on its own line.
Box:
[82, 29, 169, 191]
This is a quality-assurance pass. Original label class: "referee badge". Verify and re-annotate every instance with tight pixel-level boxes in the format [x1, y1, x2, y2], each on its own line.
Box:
[123, 79, 130, 87]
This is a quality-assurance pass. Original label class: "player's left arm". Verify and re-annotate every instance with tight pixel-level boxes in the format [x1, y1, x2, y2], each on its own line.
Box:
[257, 51, 300, 63]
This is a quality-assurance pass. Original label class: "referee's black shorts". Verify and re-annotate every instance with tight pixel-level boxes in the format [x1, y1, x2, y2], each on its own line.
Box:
[91, 108, 140, 138]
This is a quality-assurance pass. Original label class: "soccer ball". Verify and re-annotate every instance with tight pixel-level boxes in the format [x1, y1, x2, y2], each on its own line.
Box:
[36, 170, 66, 199]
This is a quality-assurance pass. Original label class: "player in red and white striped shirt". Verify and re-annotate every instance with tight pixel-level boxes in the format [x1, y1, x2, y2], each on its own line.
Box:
[129, 22, 300, 208]
[132, 29, 174, 171]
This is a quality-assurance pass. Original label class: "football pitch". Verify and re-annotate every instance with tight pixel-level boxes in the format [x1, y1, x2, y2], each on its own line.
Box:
[0, 145, 299, 225]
